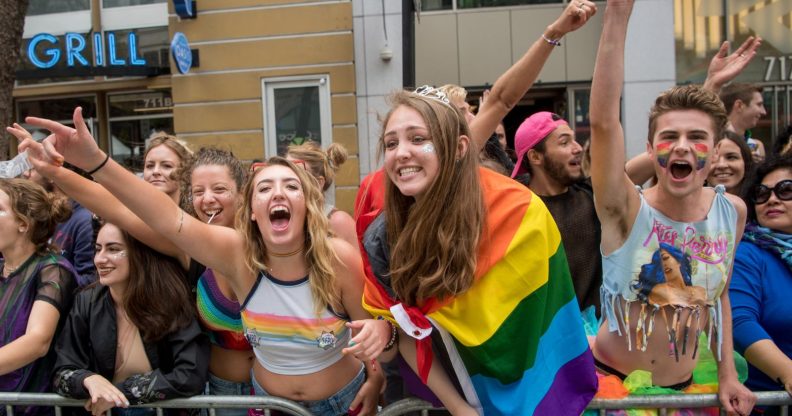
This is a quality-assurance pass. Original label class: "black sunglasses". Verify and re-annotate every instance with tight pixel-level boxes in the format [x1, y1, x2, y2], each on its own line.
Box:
[752, 179, 792, 205]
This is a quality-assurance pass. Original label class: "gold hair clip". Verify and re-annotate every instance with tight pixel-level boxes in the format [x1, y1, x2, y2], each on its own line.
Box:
[414, 85, 451, 105]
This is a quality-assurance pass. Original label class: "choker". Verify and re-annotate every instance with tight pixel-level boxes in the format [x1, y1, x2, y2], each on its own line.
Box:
[269, 247, 304, 258]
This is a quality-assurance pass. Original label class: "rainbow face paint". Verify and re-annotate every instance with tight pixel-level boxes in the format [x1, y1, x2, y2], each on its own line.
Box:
[693, 144, 709, 170]
[655, 142, 672, 168]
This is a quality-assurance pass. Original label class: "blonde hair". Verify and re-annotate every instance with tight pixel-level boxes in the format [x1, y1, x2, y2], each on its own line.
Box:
[438, 84, 468, 105]
[287, 142, 348, 192]
[236, 157, 342, 313]
[381, 90, 484, 305]
[144, 132, 194, 211]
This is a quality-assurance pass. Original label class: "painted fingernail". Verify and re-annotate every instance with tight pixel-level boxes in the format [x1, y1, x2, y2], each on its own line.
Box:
[348, 340, 356, 347]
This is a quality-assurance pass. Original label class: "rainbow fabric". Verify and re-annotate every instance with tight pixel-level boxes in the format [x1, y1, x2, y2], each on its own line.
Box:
[361, 168, 597, 415]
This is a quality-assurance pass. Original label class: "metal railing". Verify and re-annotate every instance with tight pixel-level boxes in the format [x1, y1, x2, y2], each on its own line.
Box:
[2, 391, 790, 415]
[378, 392, 792, 415]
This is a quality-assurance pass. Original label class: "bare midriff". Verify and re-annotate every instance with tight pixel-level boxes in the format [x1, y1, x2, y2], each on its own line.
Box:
[210, 346, 255, 383]
[592, 301, 711, 387]
[252, 353, 362, 401]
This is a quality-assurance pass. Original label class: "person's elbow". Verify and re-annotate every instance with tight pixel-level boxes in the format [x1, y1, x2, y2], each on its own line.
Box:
[28, 332, 55, 360]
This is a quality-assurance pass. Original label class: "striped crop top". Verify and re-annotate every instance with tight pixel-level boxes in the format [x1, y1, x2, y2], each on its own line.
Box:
[196, 268, 251, 351]
[241, 271, 350, 375]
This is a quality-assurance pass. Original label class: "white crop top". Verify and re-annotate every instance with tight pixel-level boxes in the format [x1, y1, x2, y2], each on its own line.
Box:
[240, 271, 350, 375]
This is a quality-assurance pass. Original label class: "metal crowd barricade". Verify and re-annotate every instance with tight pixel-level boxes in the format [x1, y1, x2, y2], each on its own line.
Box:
[0, 393, 313, 416]
[378, 392, 792, 415]
[1, 392, 791, 415]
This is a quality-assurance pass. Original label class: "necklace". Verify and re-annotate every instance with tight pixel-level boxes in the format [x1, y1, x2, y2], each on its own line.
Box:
[269, 247, 304, 257]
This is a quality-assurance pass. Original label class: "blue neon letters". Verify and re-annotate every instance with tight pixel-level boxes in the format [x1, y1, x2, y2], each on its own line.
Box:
[28, 32, 147, 69]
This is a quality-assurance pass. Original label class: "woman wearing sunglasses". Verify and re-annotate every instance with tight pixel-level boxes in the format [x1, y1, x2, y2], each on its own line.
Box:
[730, 155, 792, 408]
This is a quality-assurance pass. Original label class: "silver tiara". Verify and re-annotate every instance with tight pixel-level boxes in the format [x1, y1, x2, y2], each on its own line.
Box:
[414, 85, 451, 105]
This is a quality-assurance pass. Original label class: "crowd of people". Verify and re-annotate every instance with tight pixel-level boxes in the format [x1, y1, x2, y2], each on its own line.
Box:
[2, 1, 792, 416]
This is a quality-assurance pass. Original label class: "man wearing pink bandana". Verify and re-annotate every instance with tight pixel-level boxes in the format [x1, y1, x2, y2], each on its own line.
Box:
[512, 111, 602, 315]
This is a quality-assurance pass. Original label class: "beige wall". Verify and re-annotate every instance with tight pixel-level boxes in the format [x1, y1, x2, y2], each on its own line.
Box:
[415, 3, 604, 87]
[169, 0, 359, 213]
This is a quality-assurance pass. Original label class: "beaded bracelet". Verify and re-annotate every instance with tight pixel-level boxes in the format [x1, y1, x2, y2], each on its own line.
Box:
[378, 316, 398, 351]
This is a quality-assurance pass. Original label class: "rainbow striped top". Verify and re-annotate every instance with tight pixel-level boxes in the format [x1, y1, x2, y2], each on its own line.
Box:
[196, 268, 251, 351]
[361, 168, 597, 415]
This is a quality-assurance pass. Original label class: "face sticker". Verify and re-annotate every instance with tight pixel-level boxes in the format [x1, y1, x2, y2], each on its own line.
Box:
[421, 143, 436, 154]
[693, 144, 709, 170]
[655, 142, 672, 168]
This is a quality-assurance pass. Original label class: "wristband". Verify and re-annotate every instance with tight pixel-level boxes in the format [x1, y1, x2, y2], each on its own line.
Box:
[86, 153, 110, 175]
[542, 33, 562, 47]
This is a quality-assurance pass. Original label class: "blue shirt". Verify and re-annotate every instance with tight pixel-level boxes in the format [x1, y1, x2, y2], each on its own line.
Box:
[730, 241, 792, 391]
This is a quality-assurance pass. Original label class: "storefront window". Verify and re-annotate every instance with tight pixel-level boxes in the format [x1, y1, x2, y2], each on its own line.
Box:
[16, 96, 99, 142]
[27, 0, 89, 16]
[108, 91, 173, 172]
[103, 0, 165, 7]
[675, 0, 792, 144]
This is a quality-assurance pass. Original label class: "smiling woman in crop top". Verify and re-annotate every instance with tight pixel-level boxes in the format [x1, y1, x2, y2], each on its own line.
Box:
[18, 112, 389, 416]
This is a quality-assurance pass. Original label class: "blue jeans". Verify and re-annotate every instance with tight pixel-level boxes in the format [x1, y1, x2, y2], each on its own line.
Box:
[206, 372, 253, 416]
[251, 365, 366, 416]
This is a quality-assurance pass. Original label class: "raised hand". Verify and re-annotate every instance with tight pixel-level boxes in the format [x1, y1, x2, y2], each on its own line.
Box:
[549, 0, 597, 36]
[24, 107, 106, 173]
[704, 36, 762, 93]
[9, 124, 64, 179]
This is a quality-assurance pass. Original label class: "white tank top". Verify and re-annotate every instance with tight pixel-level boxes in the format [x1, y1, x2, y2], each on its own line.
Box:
[240, 271, 350, 375]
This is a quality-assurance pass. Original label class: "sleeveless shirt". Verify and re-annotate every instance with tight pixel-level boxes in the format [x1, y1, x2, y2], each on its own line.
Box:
[601, 186, 737, 359]
[240, 271, 350, 375]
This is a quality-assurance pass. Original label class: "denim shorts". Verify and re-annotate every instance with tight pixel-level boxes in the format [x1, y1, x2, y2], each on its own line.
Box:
[251, 365, 366, 416]
[206, 372, 254, 416]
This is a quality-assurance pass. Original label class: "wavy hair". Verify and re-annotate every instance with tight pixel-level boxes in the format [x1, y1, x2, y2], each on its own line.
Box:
[96, 222, 194, 342]
[179, 147, 247, 218]
[632, 243, 693, 302]
[145, 133, 194, 210]
[380, 90, 485, 305]
[236, 157, 341, 313]
[0, 179, 72, 254]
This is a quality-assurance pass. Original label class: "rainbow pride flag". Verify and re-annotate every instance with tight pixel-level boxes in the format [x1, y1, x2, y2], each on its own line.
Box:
[361, 168, 597, 415]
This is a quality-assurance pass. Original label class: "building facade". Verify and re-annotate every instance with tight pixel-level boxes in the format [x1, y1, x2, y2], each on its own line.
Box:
[14, 0, 792, 211]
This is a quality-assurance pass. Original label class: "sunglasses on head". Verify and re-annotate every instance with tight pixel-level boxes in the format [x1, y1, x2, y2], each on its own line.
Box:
[752, 179, 792, 205]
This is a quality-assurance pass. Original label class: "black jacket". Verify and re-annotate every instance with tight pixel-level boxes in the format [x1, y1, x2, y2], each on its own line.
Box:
[53, 285, 209, 404]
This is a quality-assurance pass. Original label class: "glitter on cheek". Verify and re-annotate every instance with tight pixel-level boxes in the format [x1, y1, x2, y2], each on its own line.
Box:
[421, 143, 436, 154]
[655, 142, 672, 168]
[693, 144, 709, 170]
[0, 211, 9, 217]
[110, 251, 127, 259]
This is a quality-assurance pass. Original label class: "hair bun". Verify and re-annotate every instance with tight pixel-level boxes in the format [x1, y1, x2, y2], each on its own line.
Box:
[48, 192, 73, 224]
[326, 143, 348, 172]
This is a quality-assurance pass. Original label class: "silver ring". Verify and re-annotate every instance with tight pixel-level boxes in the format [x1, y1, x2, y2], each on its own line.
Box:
[739, 53, 745, 57]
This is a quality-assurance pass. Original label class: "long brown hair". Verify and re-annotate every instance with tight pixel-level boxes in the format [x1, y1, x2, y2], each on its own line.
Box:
[0, 178, 72, 254]
[381, 90, 484, 305]
[236, 157, 342, 314]
[98, 222, 194, 342]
